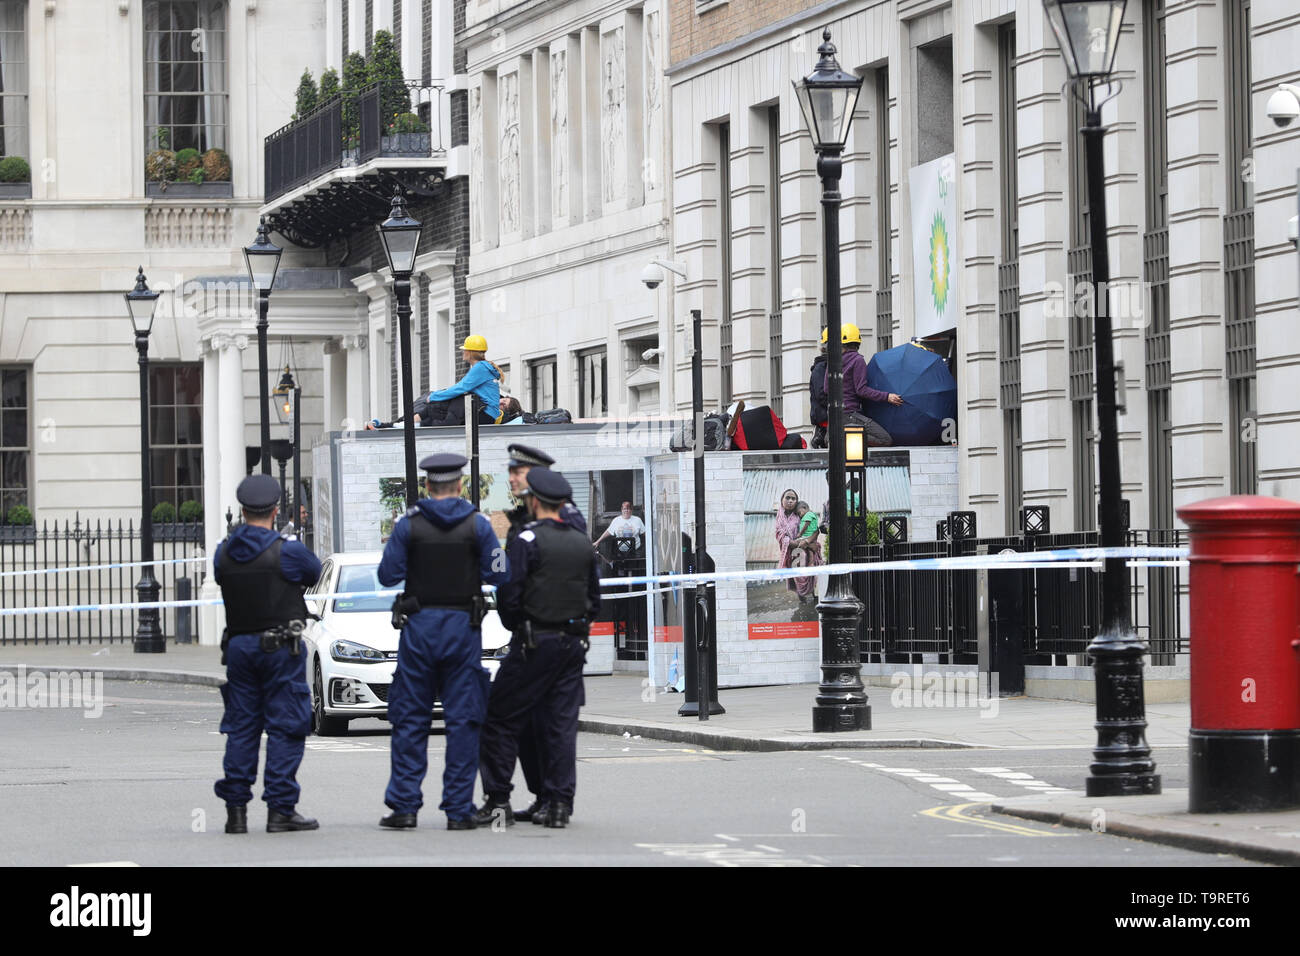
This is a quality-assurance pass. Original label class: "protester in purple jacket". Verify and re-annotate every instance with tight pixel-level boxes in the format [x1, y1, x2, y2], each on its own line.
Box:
[824, 322, 902, 447]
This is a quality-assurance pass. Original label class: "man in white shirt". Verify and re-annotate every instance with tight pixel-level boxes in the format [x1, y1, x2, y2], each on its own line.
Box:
[593, 501, 646, 555]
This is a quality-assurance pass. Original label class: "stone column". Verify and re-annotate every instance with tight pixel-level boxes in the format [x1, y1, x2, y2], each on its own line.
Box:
[953, 4, 1002, 530]
[1015, 4, 1073, 523]
[342, 333, 370, 429]
[726, 107, 772, 406]
[1164, 0, 1229, 512]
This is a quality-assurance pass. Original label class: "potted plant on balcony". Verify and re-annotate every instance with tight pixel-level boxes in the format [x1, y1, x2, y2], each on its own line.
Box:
[145, 127, 234, 197]
[0, 156, 31, 200]
[1, 503, 36, 543]
[382, 112, 430, 156]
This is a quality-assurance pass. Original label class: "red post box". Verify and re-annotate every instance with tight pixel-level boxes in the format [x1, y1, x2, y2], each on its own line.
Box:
[1178, 494, 1300, 812]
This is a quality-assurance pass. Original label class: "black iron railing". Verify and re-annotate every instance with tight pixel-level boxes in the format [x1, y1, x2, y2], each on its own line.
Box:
[265, 80, 447, 204]
[0, 516, 207, 644]
[850, 506, 1187, 666]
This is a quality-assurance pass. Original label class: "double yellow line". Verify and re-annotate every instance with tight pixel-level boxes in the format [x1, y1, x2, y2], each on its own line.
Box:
[920, 802, 1059, 837]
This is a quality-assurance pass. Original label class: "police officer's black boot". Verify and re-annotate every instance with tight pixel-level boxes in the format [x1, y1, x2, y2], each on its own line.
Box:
[379, 811, 418, 829]
[543, 803, 570, 829]
[267, 809, 320, 832]
[225, 806, 247, 834]
[513, 799, 542, 823]
[475, 796, 514, 828]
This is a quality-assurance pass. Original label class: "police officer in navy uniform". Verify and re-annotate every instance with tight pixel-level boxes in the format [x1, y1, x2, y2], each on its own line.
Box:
[504, 443, 587, 549]
[478, 467, 600, 829]
[501, 443, 588, 822]
[378, 453, 509, 831]
[214, 473, 323, 834]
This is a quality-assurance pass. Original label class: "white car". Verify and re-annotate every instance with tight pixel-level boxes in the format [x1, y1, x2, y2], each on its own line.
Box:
[303, 551, 512, 736]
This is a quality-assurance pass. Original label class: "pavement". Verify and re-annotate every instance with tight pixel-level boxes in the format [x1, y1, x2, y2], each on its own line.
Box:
[2, 640, 1298, 865]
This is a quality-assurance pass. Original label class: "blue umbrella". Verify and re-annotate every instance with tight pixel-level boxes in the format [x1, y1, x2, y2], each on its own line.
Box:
[862, 343, 957, 445]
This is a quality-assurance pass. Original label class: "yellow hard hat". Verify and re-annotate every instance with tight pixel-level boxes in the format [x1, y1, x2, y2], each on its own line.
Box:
[820, 328, 828, 345]
[841, 323, 861, 344]
[462, 334, 488, 352]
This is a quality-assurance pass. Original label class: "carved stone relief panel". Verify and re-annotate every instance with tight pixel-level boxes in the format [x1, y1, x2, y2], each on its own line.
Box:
[469, 85, 483, 240]
[499, 71, 521, 234]
[550, 48, 568, 220]
[600, 27, 626, 204]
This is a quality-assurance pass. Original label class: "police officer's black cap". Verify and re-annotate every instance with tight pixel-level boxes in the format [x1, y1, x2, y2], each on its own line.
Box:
[237, 474, 282, 511]
[526, 467, 571, 505]
[507, 443, 555, 468]
[419, 453, 468, 482]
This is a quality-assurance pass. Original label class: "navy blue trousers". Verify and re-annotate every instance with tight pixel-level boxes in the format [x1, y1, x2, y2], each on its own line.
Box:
[480, 634, 586, 808]
[384, 609, 489, 820]
[214, 634, 312, 812]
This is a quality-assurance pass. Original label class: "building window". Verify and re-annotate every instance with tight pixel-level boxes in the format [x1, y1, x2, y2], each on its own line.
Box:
[149, 365, 203, 512]
[144, 1, 228, 154]
[529, 356, 557, 412]
[1, 367, 29, 520]
[915, 37, 953, 165]
[0, 1, 26, 162]
[577, 348, 607, 418]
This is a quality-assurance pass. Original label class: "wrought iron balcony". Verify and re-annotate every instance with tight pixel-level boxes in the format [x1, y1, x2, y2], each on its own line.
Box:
[262, 80, 448, 248]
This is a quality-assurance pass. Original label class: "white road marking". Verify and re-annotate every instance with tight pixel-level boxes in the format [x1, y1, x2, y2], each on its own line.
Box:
[68, 861, 140, 867]
[715, 833, 739, 842]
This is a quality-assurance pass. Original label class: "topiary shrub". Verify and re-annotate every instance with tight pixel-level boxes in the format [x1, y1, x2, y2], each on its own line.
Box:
[174, 148, 202, 181]
[318, 67, 340, 105]
[368, 30, 410, 122]
[178, 500, 203, 523]
[0, 156, 30, 183]
[293, 68, 318, 120]
[201, 148, 231, 182]
[145, 149, 176, 183]
[151, 501, 177, 524]
[341, 51, 368, 144]
[5, 503, 32, 526]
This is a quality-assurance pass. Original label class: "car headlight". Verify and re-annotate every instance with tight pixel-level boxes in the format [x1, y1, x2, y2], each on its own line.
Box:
[491, 644, 511, 660]
[331, 640, 387, 663]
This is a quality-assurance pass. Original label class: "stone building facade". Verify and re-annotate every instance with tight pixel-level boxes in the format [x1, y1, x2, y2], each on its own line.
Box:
[665, 0, 1300, 537]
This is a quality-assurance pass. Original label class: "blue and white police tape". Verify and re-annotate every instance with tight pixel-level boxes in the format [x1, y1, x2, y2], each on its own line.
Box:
[0, 555, 210, 579]
[0, 546, 1189, 616]
[605, 545, 1189, 589]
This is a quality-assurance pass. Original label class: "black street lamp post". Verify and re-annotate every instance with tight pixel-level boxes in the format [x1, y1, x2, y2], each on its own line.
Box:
[794, 29, 870, 732]
[378, 191, 424, 507]
[244, 217, 283, 476]
[125, 267, 165, 654]
[1043, 0, 1160, 795]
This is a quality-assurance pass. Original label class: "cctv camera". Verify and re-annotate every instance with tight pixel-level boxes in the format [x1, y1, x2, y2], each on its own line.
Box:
[641, 263, 665, 290]
[641, 347, 663, 361]
[1266, 85, 1300, 129]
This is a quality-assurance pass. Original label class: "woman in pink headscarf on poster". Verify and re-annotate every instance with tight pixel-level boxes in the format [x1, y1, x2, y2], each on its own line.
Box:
[775, 488, 822, 604]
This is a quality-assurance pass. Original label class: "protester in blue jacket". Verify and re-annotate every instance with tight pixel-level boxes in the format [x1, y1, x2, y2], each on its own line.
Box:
[424, 334, 501, 426]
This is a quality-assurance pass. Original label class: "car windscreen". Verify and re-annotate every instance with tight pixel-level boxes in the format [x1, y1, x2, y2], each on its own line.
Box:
[333, 565, 400, 613]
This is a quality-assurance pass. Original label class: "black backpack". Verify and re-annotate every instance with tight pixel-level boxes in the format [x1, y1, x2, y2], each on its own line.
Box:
[533, 407, 572, 425]
[669, 413, 728, 452]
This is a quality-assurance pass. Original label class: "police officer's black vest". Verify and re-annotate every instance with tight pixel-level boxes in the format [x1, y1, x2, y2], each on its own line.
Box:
[407, 509, 480, 607]
[523, 520, 594, 625]
[219, 538, 308, 634]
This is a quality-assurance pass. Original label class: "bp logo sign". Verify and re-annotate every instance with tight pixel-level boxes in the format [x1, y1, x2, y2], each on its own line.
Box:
[910, 154, 957, 337]
[928, 212, 951, 313]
